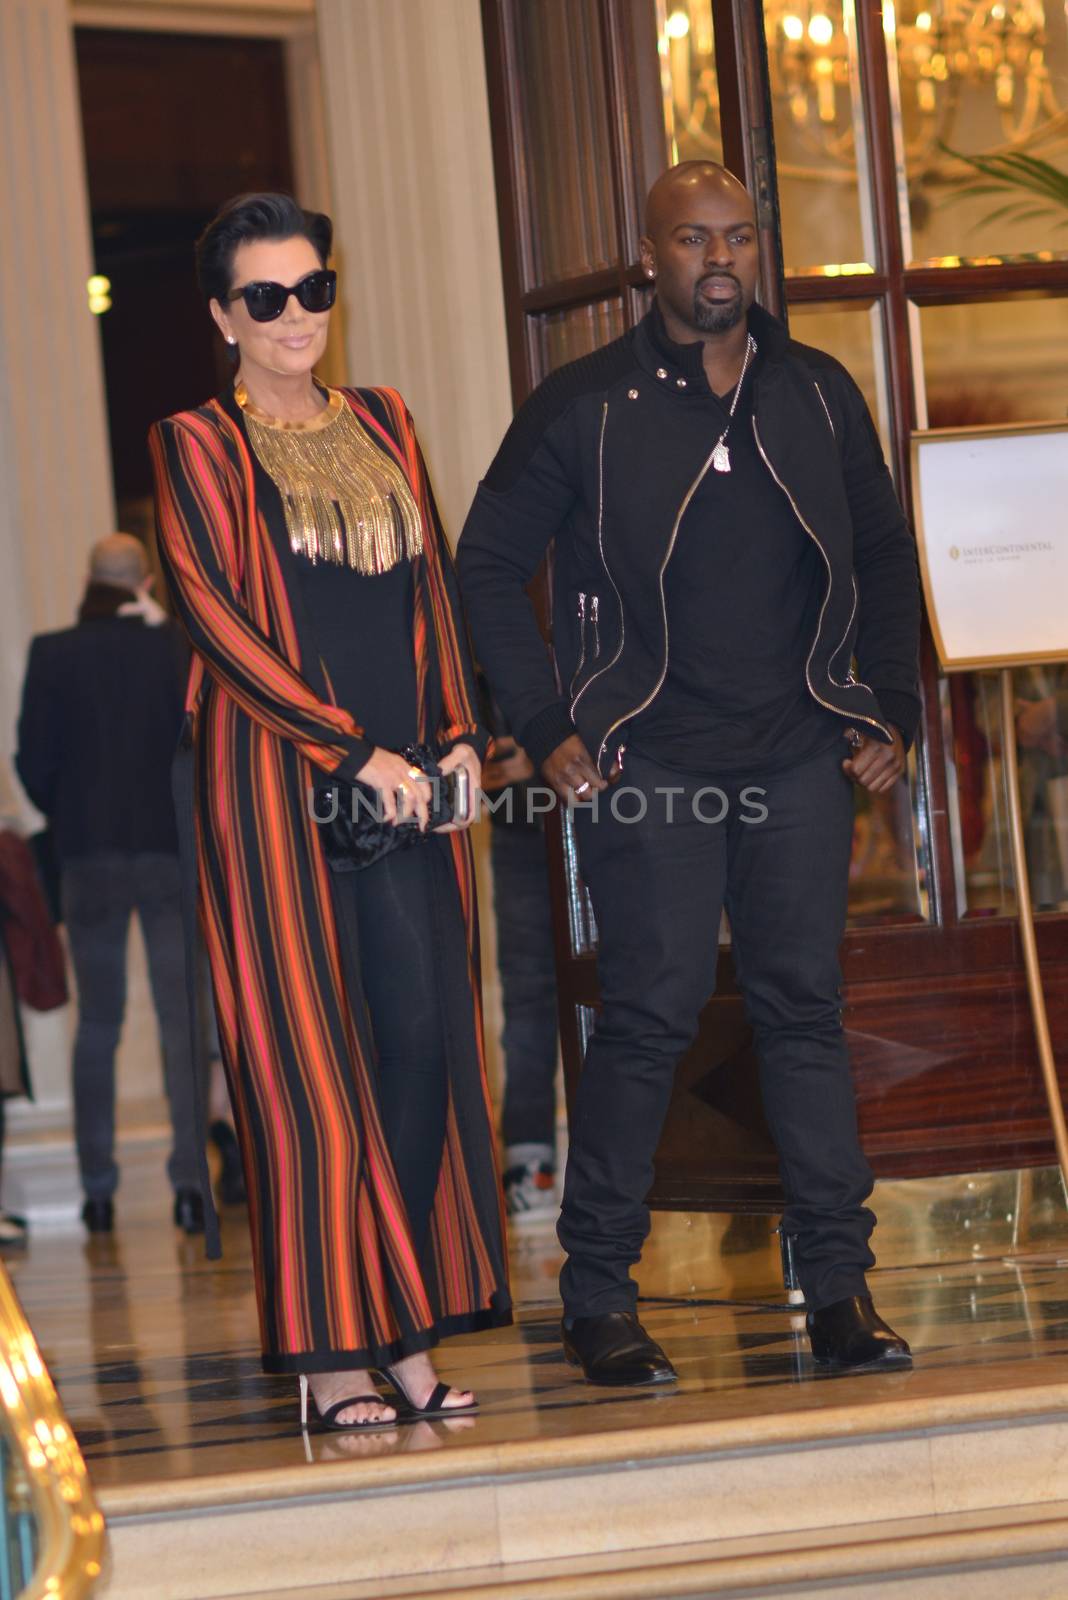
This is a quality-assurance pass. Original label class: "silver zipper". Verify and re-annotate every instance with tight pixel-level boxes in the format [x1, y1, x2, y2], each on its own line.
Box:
[752, 417, 890, 740]
[813, 380, 835, 439]
[591, 594, 601, 657]
[594, 426, 726, 769]
[824, 572, 856, 684]
[571, 404, 624, 721]
[569, 592, 588, 696]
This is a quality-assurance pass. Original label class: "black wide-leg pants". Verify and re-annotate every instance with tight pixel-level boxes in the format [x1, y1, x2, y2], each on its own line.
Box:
[560, 742, 876, 1317]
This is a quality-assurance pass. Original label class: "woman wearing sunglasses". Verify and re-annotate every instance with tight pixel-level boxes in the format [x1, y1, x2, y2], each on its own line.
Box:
[150, 193, 510, 1432]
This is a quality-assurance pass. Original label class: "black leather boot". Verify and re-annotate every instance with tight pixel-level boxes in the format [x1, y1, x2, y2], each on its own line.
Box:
[807, 1294, 912, 1373]
[81, 1198, 114, 1235]
[210, 1120, 247, 1206]
[562, 1311, 678, 1386]
[173, 1188, 206, 1235]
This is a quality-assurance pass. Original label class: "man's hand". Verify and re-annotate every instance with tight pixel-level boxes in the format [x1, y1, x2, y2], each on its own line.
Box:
[482, 737, 536, 792]
[842, 726, 906, 794]
[542, 734, 608, 803]
[117, 575, 167, 627]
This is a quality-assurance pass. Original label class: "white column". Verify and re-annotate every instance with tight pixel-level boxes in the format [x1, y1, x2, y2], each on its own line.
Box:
[0, 0, 114, 734]
[315, 0, 513, 539]
[0, 0, 114, 1146]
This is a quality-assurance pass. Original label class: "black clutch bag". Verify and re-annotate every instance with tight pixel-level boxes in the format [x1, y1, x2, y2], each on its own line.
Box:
[311, 743, 458, 873]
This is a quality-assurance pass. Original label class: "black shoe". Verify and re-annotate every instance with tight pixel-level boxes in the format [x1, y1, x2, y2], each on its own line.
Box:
[81, 1198, 114, 1235]
[0, 1209, 27, 1249]
[209, 1120, 247, 1206]
[561, 1311, 678, 1387]
[173, 1188, 205, 1235]
[807, 1294, 913, 1373]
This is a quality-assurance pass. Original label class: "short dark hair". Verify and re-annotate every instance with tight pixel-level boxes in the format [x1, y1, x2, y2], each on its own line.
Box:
[195, 192, 333, 303]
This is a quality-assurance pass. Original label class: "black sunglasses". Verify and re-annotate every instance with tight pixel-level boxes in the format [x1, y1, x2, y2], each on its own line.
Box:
[227, 269, 337, 323]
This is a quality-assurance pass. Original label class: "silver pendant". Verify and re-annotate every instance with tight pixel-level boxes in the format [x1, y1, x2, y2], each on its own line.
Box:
[712, 440, 731, 473]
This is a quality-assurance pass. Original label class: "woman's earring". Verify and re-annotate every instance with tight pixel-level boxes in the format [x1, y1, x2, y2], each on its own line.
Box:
[645, 268, 655, 279]
[226, 335, 236, 345]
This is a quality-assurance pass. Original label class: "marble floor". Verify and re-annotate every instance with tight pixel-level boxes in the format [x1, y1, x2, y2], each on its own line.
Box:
[6, 1136, 1068, 1498]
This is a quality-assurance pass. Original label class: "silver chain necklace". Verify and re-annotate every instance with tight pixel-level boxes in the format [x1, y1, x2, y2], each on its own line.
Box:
[711, 334, 757, 473]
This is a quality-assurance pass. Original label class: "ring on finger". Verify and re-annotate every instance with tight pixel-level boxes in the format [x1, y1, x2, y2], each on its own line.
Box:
[574, 780, 591, 795]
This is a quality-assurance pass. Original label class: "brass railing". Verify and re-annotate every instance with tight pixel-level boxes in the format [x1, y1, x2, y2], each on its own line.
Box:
[0, 1266, 104, 1598]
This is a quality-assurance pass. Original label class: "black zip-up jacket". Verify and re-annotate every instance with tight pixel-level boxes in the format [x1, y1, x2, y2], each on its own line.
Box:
[458, 302, 921, 777]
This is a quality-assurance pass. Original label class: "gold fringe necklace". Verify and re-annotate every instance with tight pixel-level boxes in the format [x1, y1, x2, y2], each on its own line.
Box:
[235, 379, 423, 575]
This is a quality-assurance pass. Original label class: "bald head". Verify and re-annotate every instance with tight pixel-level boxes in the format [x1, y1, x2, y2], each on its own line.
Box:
[643, 162, 753, 240]
[89, 533, 148, 591]
[639, 162, 759, 343]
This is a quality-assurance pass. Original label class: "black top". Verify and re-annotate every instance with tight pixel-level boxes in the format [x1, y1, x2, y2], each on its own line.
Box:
[16, 616, 187, 860]
[458, 301, 921, 779]
[294, 555, 420, 755]
[627, 364, 842, 776]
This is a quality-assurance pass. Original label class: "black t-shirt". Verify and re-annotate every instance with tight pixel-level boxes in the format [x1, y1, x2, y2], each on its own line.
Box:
[629, 367, 842, 776]
[295, 556, 420, 753]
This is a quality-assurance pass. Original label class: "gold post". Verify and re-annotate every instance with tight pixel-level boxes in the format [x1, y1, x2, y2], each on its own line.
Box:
[1000, 668, 1068, 1188]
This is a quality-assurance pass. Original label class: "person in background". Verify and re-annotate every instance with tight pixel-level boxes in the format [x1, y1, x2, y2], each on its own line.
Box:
[1016, 668, 1068, 909]
[480, 689, 560, 1222]
[16, 534, 207, 1236]
[0, 771, 65, 1247]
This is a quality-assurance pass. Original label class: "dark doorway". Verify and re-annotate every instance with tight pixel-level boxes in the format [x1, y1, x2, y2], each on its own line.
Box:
[75, 27, 295, 531]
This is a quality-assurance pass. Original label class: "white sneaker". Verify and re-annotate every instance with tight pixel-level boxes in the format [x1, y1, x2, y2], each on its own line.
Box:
[503, 1142, 557, 1224]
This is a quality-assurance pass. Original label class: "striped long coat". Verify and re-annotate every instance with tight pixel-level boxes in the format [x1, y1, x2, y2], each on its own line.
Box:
[150, 386, 512, 1373]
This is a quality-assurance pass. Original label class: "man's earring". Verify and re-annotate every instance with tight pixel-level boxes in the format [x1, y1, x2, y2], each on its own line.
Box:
[645, 268, 655, 279]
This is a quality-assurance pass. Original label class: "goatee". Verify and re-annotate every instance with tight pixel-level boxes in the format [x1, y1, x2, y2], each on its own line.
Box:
[693, 284, 743, 334]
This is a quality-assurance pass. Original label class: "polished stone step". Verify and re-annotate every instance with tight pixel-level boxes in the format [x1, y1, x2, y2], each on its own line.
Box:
[232, 1499, 1068, 1599]
[96, 1370, 1068, 1599]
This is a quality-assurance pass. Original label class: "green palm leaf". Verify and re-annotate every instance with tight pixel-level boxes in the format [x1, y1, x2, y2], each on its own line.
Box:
[939, 143, 1068, 215]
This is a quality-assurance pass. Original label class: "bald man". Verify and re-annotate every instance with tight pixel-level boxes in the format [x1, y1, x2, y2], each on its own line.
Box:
[460, 163, 920, 1383]
[16, 535, 205, 1236]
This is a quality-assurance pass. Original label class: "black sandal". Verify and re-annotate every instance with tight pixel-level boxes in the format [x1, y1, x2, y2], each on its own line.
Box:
[378, 1368, 479, 1419]
[299, 1374, 398, 1432]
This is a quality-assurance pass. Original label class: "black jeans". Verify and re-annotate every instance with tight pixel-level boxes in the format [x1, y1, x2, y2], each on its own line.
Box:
[62, 851, 203, 1200]
[490, 816, 559, 1151]
[560, 743, 875, 1316]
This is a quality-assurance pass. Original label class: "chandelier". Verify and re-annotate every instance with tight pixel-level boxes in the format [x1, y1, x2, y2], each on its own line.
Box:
[660, 1, 1067, 168]
[890, 1, 1062, 152]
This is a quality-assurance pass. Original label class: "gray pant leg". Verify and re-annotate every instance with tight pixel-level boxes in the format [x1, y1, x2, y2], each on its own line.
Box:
[135, 853, 202, 1194]
[63, 856, 133, 1201]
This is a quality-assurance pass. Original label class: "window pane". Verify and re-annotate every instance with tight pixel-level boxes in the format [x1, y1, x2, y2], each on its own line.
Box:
[767, 0, 877, 276]
[944, 669, 1068, 916]
[887, 0, 1068, 267]
[656, 0, 724, 165]
[847, 751, 930, 924]
[920, 296, 1068, 917]
[515, 0, 617, 284]
[533, 297, 626, 378]
[919, 295, 1068, 429]
[786, 298, 893, 458]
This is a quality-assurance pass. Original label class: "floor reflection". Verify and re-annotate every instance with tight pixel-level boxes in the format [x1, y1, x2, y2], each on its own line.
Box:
[6, 1141, 1068, 1493]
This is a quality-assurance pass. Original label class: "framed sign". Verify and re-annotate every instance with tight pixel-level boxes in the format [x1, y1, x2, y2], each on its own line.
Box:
[910, 421, 1068, 672]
